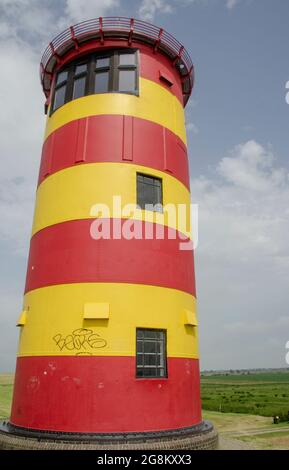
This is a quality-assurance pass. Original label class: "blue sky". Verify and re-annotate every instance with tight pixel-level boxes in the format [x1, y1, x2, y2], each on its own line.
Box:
[0, 0, 289, 372]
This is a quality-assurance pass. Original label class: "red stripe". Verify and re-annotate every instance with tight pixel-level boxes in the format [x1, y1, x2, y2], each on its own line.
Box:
[25, 219, 196, 295]
[38, 115, 189, 188]
[11, 356, 201, 433]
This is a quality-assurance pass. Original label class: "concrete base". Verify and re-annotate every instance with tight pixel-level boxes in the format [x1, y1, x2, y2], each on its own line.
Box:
[0, 421, 218, 450]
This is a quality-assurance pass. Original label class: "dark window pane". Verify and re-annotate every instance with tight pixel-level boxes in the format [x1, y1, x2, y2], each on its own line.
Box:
[96, 57, 110, 68]
[143, 368, 156, 377]
[73, 76, 86, 99]
[119, 70, 135, 92]
[56, 70, 68, 85]
[137, 354, 143, 366]
[144, 355, 157, 366]
[144, 330, 157, 339]
[75, 64, 87, 75]
[53, 85, 66, 110]
[143, 176, 155, 185]
[144, 342, 156, 354]
[138, 183, 156, 207]
[154, 185, 162, 203]
[136, 329, 167, 379]
[95, 71, 109, 93]
[119, 53, 135, 66]
[137, 174, 162, 209]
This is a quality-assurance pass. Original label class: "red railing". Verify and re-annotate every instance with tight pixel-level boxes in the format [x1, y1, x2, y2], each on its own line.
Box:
[40, 17, 194, 104]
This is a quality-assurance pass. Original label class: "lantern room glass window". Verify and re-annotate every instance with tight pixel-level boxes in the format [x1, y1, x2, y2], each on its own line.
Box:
[136, 329, 167, 378]
[51, 49, 139, 113]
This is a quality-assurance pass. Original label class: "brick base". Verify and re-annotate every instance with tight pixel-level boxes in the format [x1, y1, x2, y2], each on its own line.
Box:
[0, 422, 218, 450]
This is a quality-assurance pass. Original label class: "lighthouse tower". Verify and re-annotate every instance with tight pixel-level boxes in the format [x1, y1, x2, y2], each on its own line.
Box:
[0, 18, 217, 450]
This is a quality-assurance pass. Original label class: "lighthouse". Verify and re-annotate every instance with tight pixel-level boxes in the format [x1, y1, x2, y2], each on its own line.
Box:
[0, 17, 217, 450]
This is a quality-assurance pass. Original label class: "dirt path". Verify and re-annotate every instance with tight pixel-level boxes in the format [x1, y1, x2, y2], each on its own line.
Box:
[219, 436, 256, 450]
[222, 425, 289, 438]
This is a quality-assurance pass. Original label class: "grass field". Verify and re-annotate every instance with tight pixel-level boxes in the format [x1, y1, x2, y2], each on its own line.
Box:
[201, 371, 289, 419]
[0, 374, 13, 420]
[203, 410, 289, 450]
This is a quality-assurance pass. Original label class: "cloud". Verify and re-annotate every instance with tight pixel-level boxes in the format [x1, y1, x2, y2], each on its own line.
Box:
[0, 36, 45, 256]
[138, 0, 173, 22]
[64, 0, 120, 24]
[218, 140, 287, 192]
[0, 0, 56, 44]
[192, 140, 289, 369]
[186, 122, 199, 134]
[226, 0, 239, 9]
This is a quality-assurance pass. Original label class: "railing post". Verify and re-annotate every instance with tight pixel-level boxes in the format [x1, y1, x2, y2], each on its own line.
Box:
[49, 42, 61, 64]
[154, 28, 163, 53]
[128, 18, 134, 46]
[99, 17, 104, 45]
[173, 45, 184, 66]
[70, 25, 79, 51]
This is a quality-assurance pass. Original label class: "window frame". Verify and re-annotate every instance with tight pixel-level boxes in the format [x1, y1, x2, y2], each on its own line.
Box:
[136, 172, 163, 212]
[52, 70, 69, 112]
[51, 49, 139, 115]
[136, 328, 168, 379]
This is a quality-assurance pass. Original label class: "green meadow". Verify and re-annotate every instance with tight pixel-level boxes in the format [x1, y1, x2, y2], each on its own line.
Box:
[201, 371, 289, 420]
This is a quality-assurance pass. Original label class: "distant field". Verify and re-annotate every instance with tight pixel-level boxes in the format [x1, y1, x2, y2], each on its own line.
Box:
[202, 371, 289, 383]
[0, 374, 13, 419]
[201, 372, 289, 419]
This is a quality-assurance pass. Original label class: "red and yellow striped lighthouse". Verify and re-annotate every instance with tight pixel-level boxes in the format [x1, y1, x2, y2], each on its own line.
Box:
[1, 17, 217, 450]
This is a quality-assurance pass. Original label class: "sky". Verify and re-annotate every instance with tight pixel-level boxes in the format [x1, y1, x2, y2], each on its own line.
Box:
[0, 0, 289, 372]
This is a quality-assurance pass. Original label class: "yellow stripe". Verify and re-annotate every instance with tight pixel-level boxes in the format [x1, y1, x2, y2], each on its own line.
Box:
[32, 162, 192, 237]
[45, 78, 186, 144]
[19, 283, 199, 358]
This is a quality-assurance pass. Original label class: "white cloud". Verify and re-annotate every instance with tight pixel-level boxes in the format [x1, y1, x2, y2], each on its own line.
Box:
[138, 0, 173, 22]
[0, 0, 56, 44]
[64, 0, 120, 24]
[0, 36, 45, 255]
[186, 122, 199, 134]
[192, 140, 289, 369]
[226, 0, 239, 9]
[193, 140, 289, 262]
[218, 140, 287, 192]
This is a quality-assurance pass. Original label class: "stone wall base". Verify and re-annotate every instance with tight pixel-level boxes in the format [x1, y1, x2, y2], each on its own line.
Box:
[0, 421, 218, 450]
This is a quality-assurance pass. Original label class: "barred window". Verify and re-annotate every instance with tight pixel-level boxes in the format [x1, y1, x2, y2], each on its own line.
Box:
[137, 173, 163, 211]
[51, 49, 139, 113]
[136, 329, 167, 378]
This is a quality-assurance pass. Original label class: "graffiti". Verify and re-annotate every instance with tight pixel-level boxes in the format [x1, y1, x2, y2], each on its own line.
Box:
[53, 328, 107, 352]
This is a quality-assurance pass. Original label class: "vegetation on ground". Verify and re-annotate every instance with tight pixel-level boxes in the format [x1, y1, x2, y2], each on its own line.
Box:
[201, 371, 289, 421]
[0, 374, 13, 419]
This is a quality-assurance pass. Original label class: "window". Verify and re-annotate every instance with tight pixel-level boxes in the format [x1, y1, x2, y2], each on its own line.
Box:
[73, 63, 88, 99]
[53, 69, 68, 111]
[137, 173, 163, 211]
[117, 51, 138, 93]
[136, 329, 167, 378]
[51, 49, 139, 113]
